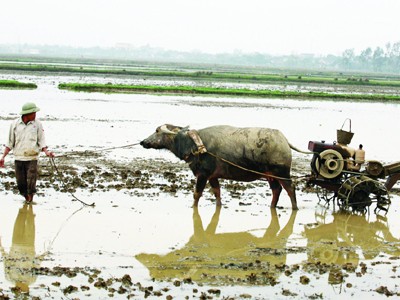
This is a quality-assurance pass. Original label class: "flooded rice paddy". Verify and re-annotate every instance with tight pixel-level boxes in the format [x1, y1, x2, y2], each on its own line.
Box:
[1, 72, 400, 299]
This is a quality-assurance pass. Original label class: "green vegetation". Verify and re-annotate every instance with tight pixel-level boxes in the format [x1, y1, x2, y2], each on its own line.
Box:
[2, 57, 400, 101]
[58, 82, 400, 102]
[0, 79, 37, 89]
[2, 62, 400, 88]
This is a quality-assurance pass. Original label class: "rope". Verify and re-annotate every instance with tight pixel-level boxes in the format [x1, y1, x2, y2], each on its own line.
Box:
[55, 142, 141, 158]
[49, 157, 95, 207]
[205, 151, 294, 181]
[43, 142, 141, 206]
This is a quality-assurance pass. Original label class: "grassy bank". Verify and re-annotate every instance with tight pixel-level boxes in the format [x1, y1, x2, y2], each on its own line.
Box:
[58, 82, 400, 102]
[0, 79, 37, 89]
[2, 62, 400, 88]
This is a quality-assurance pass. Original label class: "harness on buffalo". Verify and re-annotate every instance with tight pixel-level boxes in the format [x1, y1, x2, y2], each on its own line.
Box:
[187, 130, 207, 155]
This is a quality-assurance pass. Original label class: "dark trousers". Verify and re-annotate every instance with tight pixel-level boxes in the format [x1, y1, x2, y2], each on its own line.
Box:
[15, 160, 38, 196]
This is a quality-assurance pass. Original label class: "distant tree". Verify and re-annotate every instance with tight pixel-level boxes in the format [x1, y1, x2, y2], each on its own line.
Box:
[389, 42, 400, 73]
[383, 42, 394, 72]
[385, 42, 392, 57]
[359, 47, 372, 70]
[342, 49, 355, 70]
[372, 47, 385, 71]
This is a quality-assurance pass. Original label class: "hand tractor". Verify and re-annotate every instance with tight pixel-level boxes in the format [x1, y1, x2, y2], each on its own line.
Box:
[306, 119, 400, 213]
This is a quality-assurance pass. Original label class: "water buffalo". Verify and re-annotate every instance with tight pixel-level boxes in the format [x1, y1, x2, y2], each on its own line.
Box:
[140, 124, 300, 209]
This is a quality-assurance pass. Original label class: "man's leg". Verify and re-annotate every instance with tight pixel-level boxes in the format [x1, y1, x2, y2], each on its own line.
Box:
[26, 160, 38, 202]
[15, 160, 28, 200]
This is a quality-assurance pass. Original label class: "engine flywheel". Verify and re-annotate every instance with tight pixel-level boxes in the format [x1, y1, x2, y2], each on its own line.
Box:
[314, 149, 344, 179]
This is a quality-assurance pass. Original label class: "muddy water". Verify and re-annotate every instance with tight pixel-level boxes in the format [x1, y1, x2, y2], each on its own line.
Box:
[0, 73, 400, 299]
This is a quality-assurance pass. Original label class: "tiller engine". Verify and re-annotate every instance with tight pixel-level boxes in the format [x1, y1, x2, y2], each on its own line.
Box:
[307, 119, 400, 213]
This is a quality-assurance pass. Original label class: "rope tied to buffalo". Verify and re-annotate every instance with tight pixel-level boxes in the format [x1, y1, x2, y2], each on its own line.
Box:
[186, 129, 310, 183]
[49, 157, 95, 206]
[205, 151, 303, 182]
[55, 142, 141, 158]
[48, 140, 308, 205]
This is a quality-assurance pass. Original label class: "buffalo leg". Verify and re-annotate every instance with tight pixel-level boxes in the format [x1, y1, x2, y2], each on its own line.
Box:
[278, 209, 298, 238]
[279, 179, 298, 210]
[205, 206, 221, 234]
[209, 178, 222, 206]
[268, 179, 282, 208]
[263, 207, 280, 238]
[193, 176, 208, 207]
[192, 207, 205, 238]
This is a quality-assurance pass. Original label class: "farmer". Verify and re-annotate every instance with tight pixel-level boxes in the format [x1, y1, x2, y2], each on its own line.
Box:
[0, 102, 55, 203]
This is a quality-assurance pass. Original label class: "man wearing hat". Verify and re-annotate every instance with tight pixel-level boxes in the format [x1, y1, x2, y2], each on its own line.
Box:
[0, 102, 55, 203]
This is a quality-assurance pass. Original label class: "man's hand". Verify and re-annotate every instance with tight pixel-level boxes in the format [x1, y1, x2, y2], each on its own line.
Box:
[1, 147, 11, 166]
[43, 148, 55, 158]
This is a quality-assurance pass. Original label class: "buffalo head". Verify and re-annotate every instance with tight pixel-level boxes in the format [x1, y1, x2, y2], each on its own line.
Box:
[140, 124, 184, 150]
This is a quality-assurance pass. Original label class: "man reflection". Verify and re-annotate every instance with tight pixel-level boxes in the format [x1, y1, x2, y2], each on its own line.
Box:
[0, 204, 42, 293]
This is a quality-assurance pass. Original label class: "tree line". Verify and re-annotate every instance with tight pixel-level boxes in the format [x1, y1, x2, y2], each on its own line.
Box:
[341, 42, 400, 73]
[1, 43, 400, 74]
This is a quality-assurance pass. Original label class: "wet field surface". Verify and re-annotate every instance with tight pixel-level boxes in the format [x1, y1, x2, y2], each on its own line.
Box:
[1, 72, 400, 299]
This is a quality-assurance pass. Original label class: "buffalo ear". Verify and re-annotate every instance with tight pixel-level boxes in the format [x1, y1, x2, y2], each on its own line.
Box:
[182, 125, 190, 131]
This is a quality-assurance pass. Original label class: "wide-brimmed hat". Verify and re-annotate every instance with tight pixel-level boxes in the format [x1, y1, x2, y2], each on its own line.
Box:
[20, 102, 40, 115]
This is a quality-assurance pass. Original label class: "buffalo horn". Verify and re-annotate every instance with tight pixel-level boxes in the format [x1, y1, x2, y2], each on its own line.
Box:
[160, 125, 178, 135]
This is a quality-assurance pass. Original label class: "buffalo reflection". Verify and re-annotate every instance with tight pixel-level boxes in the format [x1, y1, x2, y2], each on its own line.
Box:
[0, 204, 44, 293]
[304, 209, 400, 267]
[136, 207, 297, 284]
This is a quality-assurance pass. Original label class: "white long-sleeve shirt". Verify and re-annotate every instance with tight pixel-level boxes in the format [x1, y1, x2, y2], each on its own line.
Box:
[6, 117, 47, 161]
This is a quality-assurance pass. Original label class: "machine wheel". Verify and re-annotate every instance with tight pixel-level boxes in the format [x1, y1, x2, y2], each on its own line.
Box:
[313, 149, 344, 179]
[315, 186, 336, 206]
[337, 175, 390, 213]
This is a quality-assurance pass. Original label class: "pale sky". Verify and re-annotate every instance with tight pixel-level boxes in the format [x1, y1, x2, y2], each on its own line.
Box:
[1, 0, 399, 55]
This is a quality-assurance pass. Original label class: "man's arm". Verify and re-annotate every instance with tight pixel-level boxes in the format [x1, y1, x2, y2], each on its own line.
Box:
[37, 121, 54, 158]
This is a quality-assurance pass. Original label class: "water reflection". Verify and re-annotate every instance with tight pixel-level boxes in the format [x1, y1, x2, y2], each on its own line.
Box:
[0, 204, 44, 293]
[136, 207, 297, 284]
[304, 209, 400, 266]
